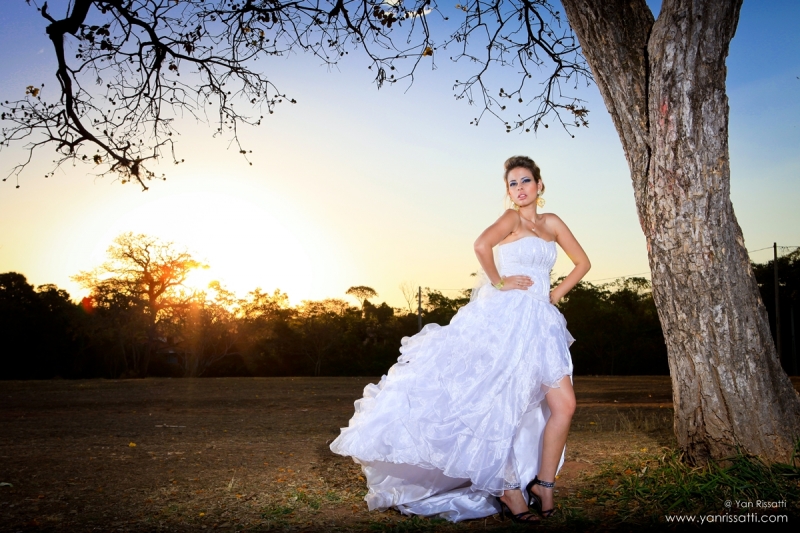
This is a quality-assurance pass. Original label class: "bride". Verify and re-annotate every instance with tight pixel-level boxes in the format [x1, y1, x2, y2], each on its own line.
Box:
[330, 156, 590, 523]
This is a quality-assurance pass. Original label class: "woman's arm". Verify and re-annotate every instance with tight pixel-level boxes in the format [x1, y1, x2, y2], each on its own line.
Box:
[473, 210, 533, 290]
[547, 214, 591, 304]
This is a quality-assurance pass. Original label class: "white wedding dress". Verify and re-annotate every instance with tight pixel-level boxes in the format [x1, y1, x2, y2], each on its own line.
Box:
[330, 236, 574, 521]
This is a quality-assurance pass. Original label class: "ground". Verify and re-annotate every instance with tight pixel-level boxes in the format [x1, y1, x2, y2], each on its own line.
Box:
[0, 376, 793, 532]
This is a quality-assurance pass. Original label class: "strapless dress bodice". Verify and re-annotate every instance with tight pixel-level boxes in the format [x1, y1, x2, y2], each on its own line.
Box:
[495, 236, 557, 301]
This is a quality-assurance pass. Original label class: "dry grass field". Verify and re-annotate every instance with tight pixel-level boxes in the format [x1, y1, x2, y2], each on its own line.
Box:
[0, 376, 795, 532]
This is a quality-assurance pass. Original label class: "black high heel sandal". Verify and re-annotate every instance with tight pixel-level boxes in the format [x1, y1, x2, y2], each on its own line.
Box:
[496, 496, 541, 525]
[525, 476, 557, 518]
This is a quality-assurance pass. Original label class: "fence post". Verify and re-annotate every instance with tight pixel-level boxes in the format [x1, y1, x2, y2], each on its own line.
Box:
[417, 286, 422, 332]
[774, 243, 782, 359]
[791, 305, 797, 376]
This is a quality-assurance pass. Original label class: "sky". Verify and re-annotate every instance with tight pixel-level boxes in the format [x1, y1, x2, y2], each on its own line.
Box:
[1, 1, 798, 308]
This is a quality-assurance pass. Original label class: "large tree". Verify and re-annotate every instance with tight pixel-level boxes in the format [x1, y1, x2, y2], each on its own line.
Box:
[2, 0, 798, 463]
[558, 0, 800, 464]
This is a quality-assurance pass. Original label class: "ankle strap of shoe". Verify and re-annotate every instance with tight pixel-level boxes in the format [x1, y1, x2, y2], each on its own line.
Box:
[534, 478, 555, 488]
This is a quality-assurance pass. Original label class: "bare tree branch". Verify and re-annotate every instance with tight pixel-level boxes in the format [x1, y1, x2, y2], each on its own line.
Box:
[2, 1, 588, 188]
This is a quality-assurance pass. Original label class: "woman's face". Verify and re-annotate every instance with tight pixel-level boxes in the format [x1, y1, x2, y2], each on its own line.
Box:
[506, 166, 540, 208]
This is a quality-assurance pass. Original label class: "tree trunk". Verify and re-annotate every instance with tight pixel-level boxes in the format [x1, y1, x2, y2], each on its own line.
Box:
[561, 0, 800, 463]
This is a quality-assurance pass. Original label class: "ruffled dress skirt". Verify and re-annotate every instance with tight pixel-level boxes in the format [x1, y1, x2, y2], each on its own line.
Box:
[330, 237, 573, 521]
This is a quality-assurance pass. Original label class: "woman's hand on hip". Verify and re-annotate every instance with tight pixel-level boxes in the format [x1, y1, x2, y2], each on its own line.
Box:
[500, 275, 533, 291]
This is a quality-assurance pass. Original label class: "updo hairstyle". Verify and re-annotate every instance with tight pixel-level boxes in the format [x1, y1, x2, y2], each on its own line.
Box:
[503, 155, 544, 194]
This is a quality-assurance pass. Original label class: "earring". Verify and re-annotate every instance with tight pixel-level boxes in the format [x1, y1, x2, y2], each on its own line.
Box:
[537, 192, 546, 208]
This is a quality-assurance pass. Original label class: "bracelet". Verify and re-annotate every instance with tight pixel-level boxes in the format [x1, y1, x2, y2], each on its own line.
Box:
[492, 277, 505, 290]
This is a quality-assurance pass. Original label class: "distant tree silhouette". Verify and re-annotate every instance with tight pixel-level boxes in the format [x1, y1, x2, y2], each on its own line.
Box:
[295, 298, 355, 376]
[73, 232, 204, 376]
[346, 286, 378, 312]
[399, 281, 418, 314]
[422, 288, 470, 326]
[168, 282, 241, 377]
[0, 273, 84, 379]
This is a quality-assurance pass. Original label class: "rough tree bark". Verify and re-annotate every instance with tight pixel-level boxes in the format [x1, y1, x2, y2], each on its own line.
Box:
[560, 0, 800, 464]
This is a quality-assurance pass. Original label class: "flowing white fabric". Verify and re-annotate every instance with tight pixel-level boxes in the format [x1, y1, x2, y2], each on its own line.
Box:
[330, 236, 574, 521]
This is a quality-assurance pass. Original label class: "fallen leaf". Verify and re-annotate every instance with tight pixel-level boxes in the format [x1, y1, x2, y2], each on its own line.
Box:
[129, 442, 136, 447]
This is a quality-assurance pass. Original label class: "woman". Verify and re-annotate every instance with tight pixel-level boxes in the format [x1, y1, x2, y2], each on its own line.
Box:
[330, 156, 590, 523]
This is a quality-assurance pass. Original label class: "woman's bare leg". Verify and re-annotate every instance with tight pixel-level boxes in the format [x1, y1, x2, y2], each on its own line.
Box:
[530, 376, 576, 512]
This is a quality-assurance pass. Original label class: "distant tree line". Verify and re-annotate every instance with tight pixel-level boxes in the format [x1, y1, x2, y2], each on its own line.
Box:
[2, 234, 796, 379]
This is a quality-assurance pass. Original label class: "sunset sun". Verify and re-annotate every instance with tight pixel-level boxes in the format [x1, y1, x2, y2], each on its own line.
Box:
[89, 191, 314, 301]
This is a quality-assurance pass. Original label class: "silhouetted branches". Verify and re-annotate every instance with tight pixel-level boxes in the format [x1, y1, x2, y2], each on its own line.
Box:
[2, 1, 589, 188]
[444, 0, 590, 133]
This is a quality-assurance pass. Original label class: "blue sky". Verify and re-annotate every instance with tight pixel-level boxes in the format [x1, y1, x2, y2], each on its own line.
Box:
[0, 1, 798, 305]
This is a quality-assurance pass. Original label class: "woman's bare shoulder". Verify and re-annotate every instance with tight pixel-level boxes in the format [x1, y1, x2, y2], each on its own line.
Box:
[541, 213, 571, 235]
[496, 208, 521, 226]
[541, 212, 566, 226]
